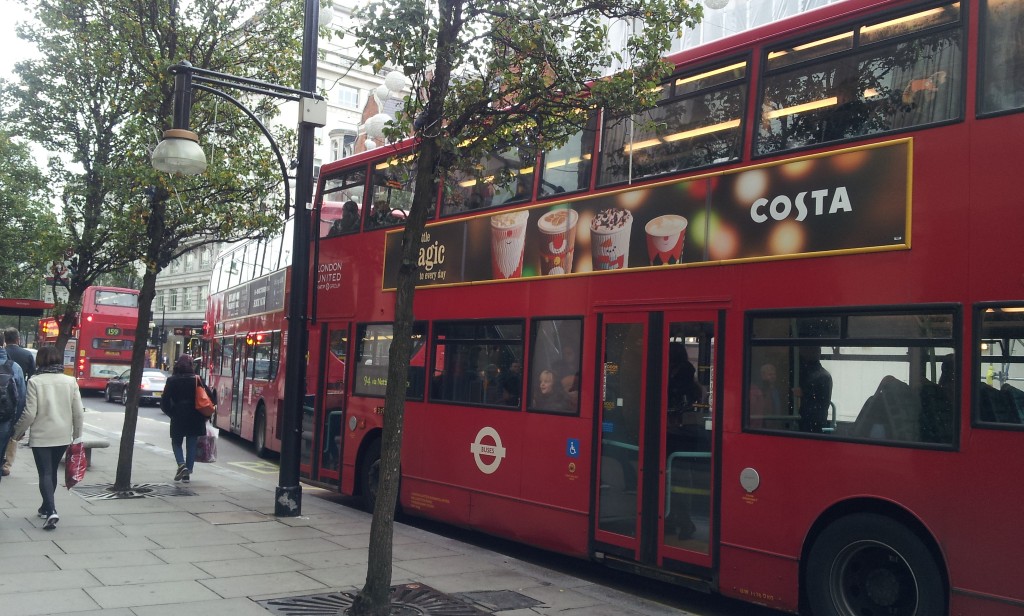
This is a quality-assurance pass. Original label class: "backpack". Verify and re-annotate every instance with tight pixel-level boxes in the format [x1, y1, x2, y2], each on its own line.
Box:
[0, 359, 17, 423]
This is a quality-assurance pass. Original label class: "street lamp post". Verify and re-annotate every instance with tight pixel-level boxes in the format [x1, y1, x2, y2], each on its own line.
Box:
[151, 0, 324, 517]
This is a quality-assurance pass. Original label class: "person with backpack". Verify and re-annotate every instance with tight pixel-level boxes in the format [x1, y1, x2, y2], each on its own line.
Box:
[0, 336, 27, 480]
[11, 346, 81, 530]
[3, 328, 35, 477]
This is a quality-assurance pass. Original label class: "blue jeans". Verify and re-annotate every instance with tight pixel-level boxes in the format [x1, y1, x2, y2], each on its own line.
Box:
[171, 436, 198, 471]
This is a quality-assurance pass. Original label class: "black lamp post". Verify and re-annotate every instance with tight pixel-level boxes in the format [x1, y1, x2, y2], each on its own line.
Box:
[151, 0, 323, 517]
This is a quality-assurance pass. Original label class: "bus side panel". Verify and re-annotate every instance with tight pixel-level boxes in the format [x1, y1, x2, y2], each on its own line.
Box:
[468, 492, 590, 558]
[717, 544, 799, 612]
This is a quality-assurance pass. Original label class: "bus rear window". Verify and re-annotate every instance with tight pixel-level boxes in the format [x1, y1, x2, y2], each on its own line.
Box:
[430, 321, 523, 407]
[746, 309, 958, 446]
[975, 305, 1024, 426]
[94, 291, 139, 308]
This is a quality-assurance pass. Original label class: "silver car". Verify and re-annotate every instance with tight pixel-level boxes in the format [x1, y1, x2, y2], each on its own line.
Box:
[105, 368, 169, 406]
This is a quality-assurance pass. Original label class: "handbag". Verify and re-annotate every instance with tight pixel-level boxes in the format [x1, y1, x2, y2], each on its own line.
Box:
[195, 376, 216, 418]
[65, 438, 87, 488]
[196, 422, 218, 463]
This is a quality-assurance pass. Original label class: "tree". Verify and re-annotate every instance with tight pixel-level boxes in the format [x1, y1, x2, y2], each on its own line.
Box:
[5, 0, 303, 492]
[345, 1, 702, 614]
[0, 130, 60, 299]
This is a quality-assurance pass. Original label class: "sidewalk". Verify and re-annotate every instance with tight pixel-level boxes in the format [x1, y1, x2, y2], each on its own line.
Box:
[0, 421, 692, 616]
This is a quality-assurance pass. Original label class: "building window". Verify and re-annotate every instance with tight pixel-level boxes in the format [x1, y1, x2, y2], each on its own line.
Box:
[336, 85, 359, 109]
[169, 289, 178, 311]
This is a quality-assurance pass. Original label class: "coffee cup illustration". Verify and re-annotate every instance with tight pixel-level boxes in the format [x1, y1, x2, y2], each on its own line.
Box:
[490, 211, 530, 279]
[537, 208, 579, 275]
[590, 208, 633, 271]
[645, 214, 687, 266]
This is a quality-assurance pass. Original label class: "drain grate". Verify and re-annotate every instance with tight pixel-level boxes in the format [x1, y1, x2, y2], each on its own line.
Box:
[71, 483, 196, 500]
[259, 583, 489, 615]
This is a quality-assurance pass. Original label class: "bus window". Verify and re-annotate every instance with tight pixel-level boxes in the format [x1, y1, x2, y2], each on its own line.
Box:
[320, 167, 367, 238]
[978, 0, 1024, 115]
[219, 337, 234, 377]
[538, 115, 597, 198]
[747, 310, 957, 446]
[442, 148, 536, 216]
[599, 60, 746, 186]
[367, 156, 426, 230]
[252, 336, 273, 380]
[353, 323, 427, 399]
[976, 305, 1024, 426]
[430, 321, 524, 407]
[527, 318, 582, 415]
[757, 2, 963, 155]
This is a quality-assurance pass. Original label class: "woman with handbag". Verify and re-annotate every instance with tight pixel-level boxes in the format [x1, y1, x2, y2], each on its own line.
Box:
[160, 354, 213, 483]
[12, 346, 84, 530]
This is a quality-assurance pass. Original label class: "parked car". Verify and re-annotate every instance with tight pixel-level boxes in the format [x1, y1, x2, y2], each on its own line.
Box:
[105, 368, 169, 406]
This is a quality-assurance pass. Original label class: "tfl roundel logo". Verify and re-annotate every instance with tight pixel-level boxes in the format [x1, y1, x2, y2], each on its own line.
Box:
[470, 427, 507, 475]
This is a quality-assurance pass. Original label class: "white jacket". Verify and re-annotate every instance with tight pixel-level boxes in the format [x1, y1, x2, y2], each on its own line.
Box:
[13, 372, 84, 447]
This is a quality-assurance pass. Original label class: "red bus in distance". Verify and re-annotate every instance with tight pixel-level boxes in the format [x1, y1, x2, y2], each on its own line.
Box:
[43, 286, 140, 391]
[306, 0, 1024, 614]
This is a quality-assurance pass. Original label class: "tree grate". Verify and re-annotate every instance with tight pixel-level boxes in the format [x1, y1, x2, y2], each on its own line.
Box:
[70, 483, 196, 500]
[258, 583, 490, 616]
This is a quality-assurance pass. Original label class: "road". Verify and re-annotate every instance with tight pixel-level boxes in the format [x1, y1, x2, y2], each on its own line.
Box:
[80, 391, 790, 616]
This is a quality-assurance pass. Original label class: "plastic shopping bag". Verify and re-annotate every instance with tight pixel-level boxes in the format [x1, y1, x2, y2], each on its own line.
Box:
[65, 438, 87, 489]
[196, 423, 218, 463]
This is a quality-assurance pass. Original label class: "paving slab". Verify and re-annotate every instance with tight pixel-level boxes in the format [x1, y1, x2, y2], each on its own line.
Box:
[2, 588, 100, 616]
[151, 543, 261, 564]
[193, 554, 308, 578]
[87, 562, 209, 586]
[85, 580, 222, 609]
[198, 571, 327, 599]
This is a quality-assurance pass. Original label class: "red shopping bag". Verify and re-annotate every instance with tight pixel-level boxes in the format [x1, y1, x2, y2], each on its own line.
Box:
[65, 439, 87, 488]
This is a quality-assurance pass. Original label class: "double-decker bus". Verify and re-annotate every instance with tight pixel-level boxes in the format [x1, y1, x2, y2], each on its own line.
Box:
[304, 0, 1024, 613]
[38, 286, 140, 391]
[204, 221, 301, 456]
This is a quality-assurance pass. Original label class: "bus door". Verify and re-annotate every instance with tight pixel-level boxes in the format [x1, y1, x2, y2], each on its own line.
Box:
[302, 323, 349, 486]
[230, 336, 246, 433]
[595, 311, 718, 573]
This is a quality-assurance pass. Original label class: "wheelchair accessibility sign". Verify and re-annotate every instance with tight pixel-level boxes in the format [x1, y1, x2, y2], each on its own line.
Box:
[566, 438, 580, 458]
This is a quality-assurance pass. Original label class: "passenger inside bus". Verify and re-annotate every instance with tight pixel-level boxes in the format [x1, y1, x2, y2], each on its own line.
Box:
[532, 369, 573, 413]
[665, 345, 708, 541]
[328, 201, 360, 236]
[795, 345, 833, 433]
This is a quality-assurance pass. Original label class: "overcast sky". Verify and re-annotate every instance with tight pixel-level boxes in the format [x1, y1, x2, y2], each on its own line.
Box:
[0, 1, 36, 80]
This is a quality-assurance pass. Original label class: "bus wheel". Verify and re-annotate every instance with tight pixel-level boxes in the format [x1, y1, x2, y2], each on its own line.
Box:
[806, 513, 945, 616]
[253, 406, 270, 458]
[359, 439, 381, 513]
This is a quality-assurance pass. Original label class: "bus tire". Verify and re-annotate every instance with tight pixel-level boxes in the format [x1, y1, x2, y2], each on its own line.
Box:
[359, 439, 381, 513]
[253, 406, 270, 458]
[806, 513, 946, 616]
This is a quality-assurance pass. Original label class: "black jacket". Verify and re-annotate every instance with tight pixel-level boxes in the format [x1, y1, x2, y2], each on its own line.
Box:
[160, 372, 212, 438]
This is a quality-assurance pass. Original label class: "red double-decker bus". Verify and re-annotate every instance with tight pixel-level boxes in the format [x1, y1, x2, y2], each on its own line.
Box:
[304, 0, 1024, 614]
[39, 286, 141, 391]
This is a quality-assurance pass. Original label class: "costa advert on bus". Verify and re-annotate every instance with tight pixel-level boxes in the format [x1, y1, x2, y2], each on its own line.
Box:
[383, 139, 911, 289]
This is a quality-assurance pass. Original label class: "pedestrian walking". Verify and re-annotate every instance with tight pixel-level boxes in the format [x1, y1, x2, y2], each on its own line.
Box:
[160, 354, 213, 483]
[3, 327, 35, 477]
[0, 336, 29, 481]
[11, 346, 83, 530]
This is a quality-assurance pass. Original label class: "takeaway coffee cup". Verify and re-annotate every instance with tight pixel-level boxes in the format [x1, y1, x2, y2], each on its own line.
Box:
[490, 210, 530, 279]
[645, 215, 687, 266]
[590, 208, 633, 271]
[537, 208, 579, 275]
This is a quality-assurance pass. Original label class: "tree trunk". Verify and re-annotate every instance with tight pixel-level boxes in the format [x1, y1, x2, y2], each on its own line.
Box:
[112, 194, 165, 492]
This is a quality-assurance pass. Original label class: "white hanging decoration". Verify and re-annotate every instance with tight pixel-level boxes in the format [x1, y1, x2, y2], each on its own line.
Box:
[384, 70, 409, 93]
[705, 0, 730, 9]
[364, 112, 393, 140]
[374, 84, 391, 102]
[364, 138, 377, 150]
